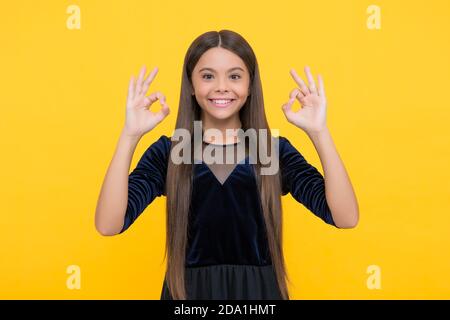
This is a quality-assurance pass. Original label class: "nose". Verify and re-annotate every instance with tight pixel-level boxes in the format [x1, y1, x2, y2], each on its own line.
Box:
[215, 77, 229, 93]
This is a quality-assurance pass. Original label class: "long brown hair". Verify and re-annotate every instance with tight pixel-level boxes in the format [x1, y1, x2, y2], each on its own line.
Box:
[164, 29, 291, 299]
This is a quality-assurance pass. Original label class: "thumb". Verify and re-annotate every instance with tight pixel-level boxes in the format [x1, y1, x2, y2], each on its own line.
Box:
[282, 97, 295, 113]
[156, 101, 170, 121]
[281, 98, 296, 124]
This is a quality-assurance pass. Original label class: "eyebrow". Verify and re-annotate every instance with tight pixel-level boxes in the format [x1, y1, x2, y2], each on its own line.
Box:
[198, 67, 245, 73]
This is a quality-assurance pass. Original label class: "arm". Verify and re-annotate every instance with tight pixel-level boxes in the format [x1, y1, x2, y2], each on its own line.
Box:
[95, 130, 140, 236]
[308, 127, 359, 228]
[280, 136, 337, 227]
[281, 65, 359, 228]
[95, 65, 170, 236]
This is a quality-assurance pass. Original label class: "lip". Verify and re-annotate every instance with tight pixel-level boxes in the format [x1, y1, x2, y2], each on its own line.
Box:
[208, 98, 236, 108]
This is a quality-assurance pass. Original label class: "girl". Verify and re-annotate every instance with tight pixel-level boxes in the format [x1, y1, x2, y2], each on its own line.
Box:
[95, 30, 359, 300]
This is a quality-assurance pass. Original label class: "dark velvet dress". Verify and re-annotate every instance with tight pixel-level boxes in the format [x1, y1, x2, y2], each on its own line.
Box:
[118, 134, 338, 300]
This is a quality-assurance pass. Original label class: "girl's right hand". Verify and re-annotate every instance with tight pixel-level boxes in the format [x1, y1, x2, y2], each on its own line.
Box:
[122, 65, 170, 139]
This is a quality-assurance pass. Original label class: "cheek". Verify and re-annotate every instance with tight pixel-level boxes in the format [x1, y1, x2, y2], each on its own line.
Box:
[234, 80, 250, 96]
[192, 78, 208, 95]
[196, 85, 213, 98]
[236, 86, 249, 99]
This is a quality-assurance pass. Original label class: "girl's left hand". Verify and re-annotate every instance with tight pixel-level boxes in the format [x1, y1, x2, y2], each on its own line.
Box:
[281, 66, 328, 135]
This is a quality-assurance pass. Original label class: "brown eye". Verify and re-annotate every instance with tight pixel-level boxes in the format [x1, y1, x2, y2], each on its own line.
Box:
[202, 74, 213, 80]
[231, 74, 241, 80]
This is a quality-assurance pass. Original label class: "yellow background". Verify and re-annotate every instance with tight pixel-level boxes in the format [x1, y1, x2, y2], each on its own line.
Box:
[1, 0, 449, 299]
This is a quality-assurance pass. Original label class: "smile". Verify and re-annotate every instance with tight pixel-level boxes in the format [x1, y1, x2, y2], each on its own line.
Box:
[208, 99, 235, 108]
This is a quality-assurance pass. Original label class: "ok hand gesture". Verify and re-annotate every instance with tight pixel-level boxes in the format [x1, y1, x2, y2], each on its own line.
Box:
[281, 66, 328, 135]
[123, 66, 170, 139]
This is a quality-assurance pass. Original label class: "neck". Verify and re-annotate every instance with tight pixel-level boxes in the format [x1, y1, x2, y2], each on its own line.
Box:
[201, 113, 242, 144]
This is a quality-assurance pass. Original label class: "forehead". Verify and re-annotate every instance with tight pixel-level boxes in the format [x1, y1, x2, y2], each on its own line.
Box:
[195, 47, 247, 72]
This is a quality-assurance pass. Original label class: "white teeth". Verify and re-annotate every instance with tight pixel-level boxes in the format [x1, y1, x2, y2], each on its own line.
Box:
[210, 99, 233, 105]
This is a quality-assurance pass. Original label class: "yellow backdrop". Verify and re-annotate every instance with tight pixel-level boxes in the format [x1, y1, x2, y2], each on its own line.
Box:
[1, 0, 449, 299]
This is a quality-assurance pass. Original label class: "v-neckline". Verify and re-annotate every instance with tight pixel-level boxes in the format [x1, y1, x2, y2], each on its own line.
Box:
[199, 155, 250, 186]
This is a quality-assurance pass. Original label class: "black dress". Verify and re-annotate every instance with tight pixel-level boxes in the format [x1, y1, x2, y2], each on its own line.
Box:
[119, 134, 338, 299]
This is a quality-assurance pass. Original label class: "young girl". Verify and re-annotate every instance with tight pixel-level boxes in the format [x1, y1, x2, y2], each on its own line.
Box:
[95, 30, 359, 300]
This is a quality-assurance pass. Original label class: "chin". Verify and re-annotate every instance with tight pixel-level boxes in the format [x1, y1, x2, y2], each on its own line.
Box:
[201, 103, 242, 119]
[207, 110, 236, 120]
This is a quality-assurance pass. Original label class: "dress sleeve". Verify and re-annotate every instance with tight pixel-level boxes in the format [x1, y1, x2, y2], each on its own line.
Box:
[279, 136, 338, 227]
[119, 135, 171, 234]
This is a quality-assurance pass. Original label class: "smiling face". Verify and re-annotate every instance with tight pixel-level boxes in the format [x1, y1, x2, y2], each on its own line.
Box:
[191, 47, 251, 127]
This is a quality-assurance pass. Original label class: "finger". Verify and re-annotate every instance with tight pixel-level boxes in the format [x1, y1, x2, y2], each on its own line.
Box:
[143, 92, 160, 108]
[144, 91, 166, 109]
[304, 66, 317, 95]
[290, 88, 309, 107]
[159, 101, 170, 118]
[290, 68, 310, 95]
[155, 91, 166, 105]
[281, 96, 296, 116]
[289, 88, 304, 101]
[128, 75, 135, 102]
[136, 65, 147, 96]
[296, 92, 309, 106]
[141, 67, 159, 96]
[154, 101, 170, 123]
[318, 74, 326, 97]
